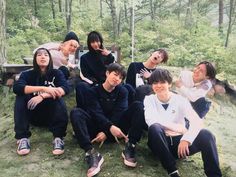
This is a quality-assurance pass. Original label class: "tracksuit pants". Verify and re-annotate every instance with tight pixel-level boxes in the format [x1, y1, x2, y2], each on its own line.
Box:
[14, 95, 68, 139]
[148, 123, 222, 177]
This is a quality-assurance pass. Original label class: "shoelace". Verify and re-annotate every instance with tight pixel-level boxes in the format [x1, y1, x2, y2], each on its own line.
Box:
[86, 153, 99, 168]
[54, 139, 64, 149]
[19, 139, 29, 150]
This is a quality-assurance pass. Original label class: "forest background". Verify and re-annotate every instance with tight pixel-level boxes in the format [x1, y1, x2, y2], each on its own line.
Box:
[0, 0, 236, 177]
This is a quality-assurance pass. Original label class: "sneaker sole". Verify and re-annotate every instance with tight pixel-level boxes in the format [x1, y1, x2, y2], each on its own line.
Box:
[52, 149, 64, 155]
[87, 157, 104, 177]
[121, 152, 137, 167]
[17, 149, 30, 156]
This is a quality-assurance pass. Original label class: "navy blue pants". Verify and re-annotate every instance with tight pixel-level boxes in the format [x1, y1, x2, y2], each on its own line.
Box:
[148, 124, 222, 177]
[70, 101, 146, 152]
[14, 95, 68, 139]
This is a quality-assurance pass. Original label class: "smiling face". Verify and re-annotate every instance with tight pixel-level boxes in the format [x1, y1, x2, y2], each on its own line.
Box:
[192, 64, 208, 83]
[62, 40, 79, 56]
[105, 71, 123, 87]
[152, 81, 171, 95]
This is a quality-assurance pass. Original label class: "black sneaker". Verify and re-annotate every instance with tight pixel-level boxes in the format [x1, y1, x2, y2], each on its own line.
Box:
[52, 137, 64, 155]
[85, 149, 104, 177]
[17, 138, 30, 156]
[169, 170, 181, 177]
[122, 142, 137, 167]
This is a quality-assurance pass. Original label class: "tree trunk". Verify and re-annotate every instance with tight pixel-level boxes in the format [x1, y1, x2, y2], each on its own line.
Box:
[150, 0, 154, 20]
[0, 0, 6, 65]
[58, 0, 62, 12]
[124, 1, 128, 23]
[65, 0, 72, 32]
[185, 0, 193, 28]
[33, 0, 38, 17]
[105, 0, 118, 39]
[219, 0, 224, 34]
[225, 0, 234, 47]
[117, 8, 123, 36]
[100, 0, 103, 18]
[129, 7, 133, 36]
[51, 0, 56, 20]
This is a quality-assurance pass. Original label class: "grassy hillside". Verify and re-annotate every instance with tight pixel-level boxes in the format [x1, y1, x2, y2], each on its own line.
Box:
[0, 77, 236, 177]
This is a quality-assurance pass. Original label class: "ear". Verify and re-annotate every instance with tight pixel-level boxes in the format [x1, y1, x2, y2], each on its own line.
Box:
[105, 71, 110, 77]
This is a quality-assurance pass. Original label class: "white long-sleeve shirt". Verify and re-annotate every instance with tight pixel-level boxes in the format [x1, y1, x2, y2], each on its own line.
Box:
[144, 93, 203, 144]
[177, 70, 212, 102]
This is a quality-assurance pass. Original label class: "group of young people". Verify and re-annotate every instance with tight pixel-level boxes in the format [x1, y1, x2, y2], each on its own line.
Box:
[13, 30, 222, 177]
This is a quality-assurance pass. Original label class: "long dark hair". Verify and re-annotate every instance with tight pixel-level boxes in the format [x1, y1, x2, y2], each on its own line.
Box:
[33, 48, 53, 74]
[87, 31, 104, 51]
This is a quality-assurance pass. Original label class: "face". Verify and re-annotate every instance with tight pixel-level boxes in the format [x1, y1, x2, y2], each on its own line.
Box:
[152, 81, 171, 95]
[150, 51, 164, 64]
[63, 40, 79, 55]
[193, 64, 208, 83]
[36, 49, 50, 67]
[106, 71, 123, 87]
[90, 41, 101, 50]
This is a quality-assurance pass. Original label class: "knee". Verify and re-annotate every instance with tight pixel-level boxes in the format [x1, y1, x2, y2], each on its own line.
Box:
[148, 123, 163, 137]
[198, 129, 216, 144]
[75, 82, 90, 93]
[131, 101, 144, 110]
[70, 108, 87, 123]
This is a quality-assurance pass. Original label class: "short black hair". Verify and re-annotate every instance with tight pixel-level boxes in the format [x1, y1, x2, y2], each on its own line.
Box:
[106, 63, 126, 80]
[156, 49, 168, 63]
[149, 68, 172, 84]
[87, 31, 104, 51]
[197, 61, 216, 80]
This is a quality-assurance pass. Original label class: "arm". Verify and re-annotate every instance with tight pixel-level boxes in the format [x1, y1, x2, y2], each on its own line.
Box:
[110, 86, 128, 126]
[125, 63, 136, 88]
[80, 55, 98, 83]
[178, 83, 211, 102]
[180, 98, 203, 144]
[102, 52, 115, 65]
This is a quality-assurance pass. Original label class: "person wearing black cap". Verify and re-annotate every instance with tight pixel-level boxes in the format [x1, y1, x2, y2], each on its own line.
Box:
[34, 31, 80, 79]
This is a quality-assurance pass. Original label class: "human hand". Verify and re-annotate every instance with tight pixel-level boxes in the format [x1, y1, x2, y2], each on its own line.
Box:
[27, 95, 43, 110]
[140, 68, 151, 79]
[175, 79, 183, 88]
[98, 48, 110, 56]
[91, 132, 107, 144]
[43, 87, 64, 99]
[178, 140, 190, 159]
[110, 125, 128, 142]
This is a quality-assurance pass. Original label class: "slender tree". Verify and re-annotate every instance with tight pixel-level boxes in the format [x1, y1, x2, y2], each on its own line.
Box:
[65, 0, 73, 32]
[51, 0, 56, 20]
[58, 0, 62, 12]
[0, 0, 6, 65]
[100, 0, 103, 18]
[225, 0, 236, 47]
[105, 0, 118, 39]
[219, 0, 224, 34]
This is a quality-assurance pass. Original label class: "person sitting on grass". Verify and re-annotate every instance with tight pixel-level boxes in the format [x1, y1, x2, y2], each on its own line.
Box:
[70, 63, 145, 177]
[126, 49, 168, 101]
[144, 68, 222, 177]
[175, 61, 216, 118]
[79, 31, 115, 85]
[13, 48, 69, 156]
[34, 31, 80, 79]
